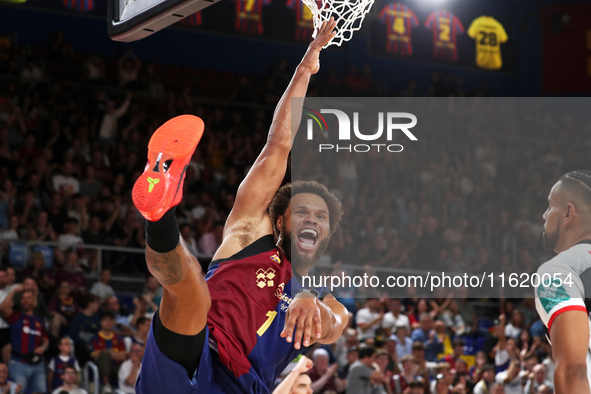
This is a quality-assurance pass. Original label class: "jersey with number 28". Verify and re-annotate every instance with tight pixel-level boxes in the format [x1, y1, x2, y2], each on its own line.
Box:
[535, 242, 591, 389]
[467, 16, 508, 70]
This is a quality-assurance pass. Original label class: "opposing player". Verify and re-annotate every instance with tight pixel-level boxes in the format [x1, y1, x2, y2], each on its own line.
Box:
[535, 170, 591, 394]
[132, 19, 349, 394]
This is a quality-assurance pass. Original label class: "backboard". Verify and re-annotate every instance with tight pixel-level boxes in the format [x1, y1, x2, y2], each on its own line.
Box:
[108, 0, 221, 42]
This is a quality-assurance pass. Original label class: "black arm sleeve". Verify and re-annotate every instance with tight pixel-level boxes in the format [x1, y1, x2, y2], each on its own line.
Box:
[152, 310, 206, 379]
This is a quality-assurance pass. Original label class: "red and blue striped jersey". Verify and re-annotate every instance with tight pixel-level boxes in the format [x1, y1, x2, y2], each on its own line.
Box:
[89, 331, 126, 359]
[62, 0, 94, 11]
[7, 311, 47, 360]
[287, 0, 321, 41]
[379, 3, 419, 56]
[49, 355, 80, 389]
[180, 12, 203, 27]
[424, 10, 464, 61]
[235, 0, 270, 35]
[205, 235, 328, 392]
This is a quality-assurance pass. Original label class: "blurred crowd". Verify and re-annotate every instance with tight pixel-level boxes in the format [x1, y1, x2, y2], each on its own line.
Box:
[0, 24, 585, 394]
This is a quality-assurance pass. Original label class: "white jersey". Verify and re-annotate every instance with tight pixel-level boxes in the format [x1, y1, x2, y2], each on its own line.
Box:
[535, 243, 591, 389]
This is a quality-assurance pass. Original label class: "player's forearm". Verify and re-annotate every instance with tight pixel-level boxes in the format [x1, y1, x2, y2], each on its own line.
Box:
[318, 298, 348, 344]
[554, 363, 590, 394]
[268, 66, 312, 150]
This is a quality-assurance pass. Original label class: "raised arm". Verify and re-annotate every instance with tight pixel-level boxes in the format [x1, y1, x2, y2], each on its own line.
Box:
[550, 310, 590, 394]
[213, 20, 337, 260]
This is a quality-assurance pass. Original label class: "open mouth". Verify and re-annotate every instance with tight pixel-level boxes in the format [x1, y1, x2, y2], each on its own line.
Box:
[297, 228, 318, 251]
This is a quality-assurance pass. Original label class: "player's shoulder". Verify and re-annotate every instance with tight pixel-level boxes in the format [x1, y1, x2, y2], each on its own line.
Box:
[537, 243, 591, 275]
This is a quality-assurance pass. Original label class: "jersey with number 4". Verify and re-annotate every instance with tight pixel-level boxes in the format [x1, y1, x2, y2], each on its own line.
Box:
[205, 234, 327, 392]
[535, 242, 591, 389]
[379, 3, 419, 56]
[467, 16, 508, 70]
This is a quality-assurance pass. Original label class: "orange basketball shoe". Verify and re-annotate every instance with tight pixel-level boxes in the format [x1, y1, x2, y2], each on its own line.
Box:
[132, 115, 204, 222]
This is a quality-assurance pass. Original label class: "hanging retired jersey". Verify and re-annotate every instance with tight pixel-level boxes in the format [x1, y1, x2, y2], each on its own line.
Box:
[424, 10, 464, 62]
[379, 3, 419, 56]
[63, 0, 94, 11]
[467, 16, 508, 70]
[288, 0, 321, 41]
[180, 12, 203, 27]
[235, 0, 270, 35]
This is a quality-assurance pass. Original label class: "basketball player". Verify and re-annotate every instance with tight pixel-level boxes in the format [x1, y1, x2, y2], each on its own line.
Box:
[535, 170, 591, 394]
[133, 19, 349, 394]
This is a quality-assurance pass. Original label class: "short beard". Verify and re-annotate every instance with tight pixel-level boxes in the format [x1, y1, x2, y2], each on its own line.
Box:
[280, 223, 329, 274]
[542, 222, 560, 253]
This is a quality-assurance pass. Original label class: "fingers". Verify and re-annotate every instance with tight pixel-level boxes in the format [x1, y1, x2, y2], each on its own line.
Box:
[280, 310, 295, 341]
[293, 315, 308, 349]
[313, 313, 322, 339]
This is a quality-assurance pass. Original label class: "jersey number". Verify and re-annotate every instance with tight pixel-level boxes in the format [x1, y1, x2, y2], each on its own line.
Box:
[257, 310, 277, 336]
[479, 31, 497, 46]
[393, 17, 405, 34]
[439, 24, 450, 41]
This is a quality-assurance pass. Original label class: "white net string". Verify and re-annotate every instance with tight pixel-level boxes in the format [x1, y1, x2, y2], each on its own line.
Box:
[303, 0, 375, 48]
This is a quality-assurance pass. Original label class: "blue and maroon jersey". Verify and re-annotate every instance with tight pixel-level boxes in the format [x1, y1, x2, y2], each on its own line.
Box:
[379, 3, 419, 56]
[180, 12, 203, 27]
[49, 355, 80, 389]
[424, 10, 464, 61]
[235, 0, 270, 35]
[7, 311, 47, 361]
[205, 234, 328, 392]
[89, 331, 126, 359]
[63, 0, 94, 11]
[287, 0, 321, 41]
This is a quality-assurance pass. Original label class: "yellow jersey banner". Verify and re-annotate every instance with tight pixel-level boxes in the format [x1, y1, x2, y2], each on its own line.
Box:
[467, 16, 508, 70]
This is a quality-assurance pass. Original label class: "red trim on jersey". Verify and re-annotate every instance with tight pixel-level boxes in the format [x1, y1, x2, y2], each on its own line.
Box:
[547, 305, 587, 331]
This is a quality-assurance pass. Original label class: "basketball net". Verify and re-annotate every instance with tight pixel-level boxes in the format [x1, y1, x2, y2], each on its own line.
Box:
[303, 0, 374, 48]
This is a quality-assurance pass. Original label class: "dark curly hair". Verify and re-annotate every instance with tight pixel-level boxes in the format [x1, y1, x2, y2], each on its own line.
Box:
[268, 180, 343, 238]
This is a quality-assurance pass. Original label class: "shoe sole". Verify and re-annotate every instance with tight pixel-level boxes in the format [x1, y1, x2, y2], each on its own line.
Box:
[132, 115, 204, 221]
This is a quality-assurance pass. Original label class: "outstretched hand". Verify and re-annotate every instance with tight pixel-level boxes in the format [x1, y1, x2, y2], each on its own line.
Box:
[299, 18, 337, 74]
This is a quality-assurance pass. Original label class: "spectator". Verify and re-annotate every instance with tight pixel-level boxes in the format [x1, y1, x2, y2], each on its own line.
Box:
[27, 211, 57, 242]
[89, 312, 127, 393]
[55, 250, 86, 294]
[0, 362, 18, 394]
[410, 315, 442, 362]
[382, 299, 410, 336]
[356, 297, 384, 343]
[440, 339, 466, 369]
[22, 251, 56, 297]
[79, 166, 103, 200]
[52, 162, 80, 197]
[51, 364, 87, 394]
[473, 364, 496, 394]
[180, 223, 199, 257]
[69, 294, 101, 365]
[495, 315, 517, 373]
[523, 364, 553, 394]
[430, 362, 455, 394]
[0, 286, 48, 394]
[491, 382, 507, 394]
[57, 218, 84, 249]
[411, 342, 436, 382]
[13, 277, 51, 322]
[392, 325, 413, 360]
[197, 220, 224, 256]
[535, 385, 552, 394]
[98, 93, 132, 148]
[504, 310, 524, 340]
[48, 336, 81, 391]
[123, 316, 150, 352]
[0, 269, 11, 364]
[495, 359, 523, 394]
[272, 355, 313, 394]
[90, 269, 116, 302]
[307, 348, 345, 393]
[338, 346, 358, 380]
[117, 343, 142, 394]
[49, 281, 78, 337]
[346, 347, 382, 394]
[142, 276, 162, 316]
[391, 355, 421, 394]
[103, 296, 133, 338]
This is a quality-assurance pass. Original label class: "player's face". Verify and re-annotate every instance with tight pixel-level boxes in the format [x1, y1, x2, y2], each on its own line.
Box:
[542, 182, 562, 252]
[280, 193, 330, 273]
[290, 374, 313, 394]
